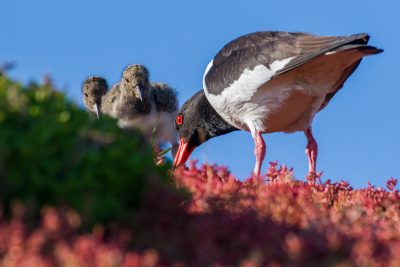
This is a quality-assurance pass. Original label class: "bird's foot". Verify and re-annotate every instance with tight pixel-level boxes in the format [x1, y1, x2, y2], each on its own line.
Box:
[306, 171, 323, 185]
[249, 172, 265, 186]
[153, 146, 172, 166]
[155, 156, 165, 166]
[252, 171, 264, 183]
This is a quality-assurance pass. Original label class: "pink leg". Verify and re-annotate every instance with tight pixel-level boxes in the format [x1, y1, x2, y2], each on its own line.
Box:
[304, 127, 318, 174]
[253, 131, 266, 177]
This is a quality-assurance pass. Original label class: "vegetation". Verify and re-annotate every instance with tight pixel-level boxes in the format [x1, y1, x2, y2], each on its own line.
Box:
[0, 74, 399, 266]
[0, 74, 169, 228]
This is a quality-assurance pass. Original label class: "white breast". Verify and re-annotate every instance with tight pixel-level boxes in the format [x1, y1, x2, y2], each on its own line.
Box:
[203, 58, 294, 131]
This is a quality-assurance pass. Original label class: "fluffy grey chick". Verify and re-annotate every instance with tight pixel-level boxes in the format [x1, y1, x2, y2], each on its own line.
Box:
[103, 64, 152, 120]
[113, 65, 178, 147]
[82, 76, 108, 119]
[82, 65, 178, 148]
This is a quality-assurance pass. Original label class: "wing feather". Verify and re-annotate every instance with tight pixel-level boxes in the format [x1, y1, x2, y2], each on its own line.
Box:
[204, 31, 374, 95]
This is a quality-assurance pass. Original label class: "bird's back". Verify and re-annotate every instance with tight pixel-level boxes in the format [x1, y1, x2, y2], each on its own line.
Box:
[101, 83, 121, 117]
[151, 82, 178, 113]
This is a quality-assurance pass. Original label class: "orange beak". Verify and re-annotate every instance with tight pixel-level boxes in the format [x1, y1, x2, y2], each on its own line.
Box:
[173, 138, 196, 167]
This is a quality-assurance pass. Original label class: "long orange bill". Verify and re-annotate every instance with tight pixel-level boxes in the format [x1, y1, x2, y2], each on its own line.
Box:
[173, 138, 195, 167]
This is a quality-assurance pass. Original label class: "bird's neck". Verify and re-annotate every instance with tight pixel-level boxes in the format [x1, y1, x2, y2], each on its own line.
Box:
[119, 84, 152, 114]
[199, 93, 238, 138]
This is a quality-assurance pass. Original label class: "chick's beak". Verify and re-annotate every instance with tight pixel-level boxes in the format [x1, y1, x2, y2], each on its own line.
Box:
[133, 84, 143, 101]
[173, 138, 196, 167]
[92, 103, 100, 119]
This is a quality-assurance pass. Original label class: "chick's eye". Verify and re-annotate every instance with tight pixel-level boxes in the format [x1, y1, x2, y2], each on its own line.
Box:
[176, 115, 183, 125]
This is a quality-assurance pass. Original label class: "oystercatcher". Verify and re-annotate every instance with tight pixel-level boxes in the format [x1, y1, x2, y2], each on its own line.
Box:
[173, 31, 382, 177]
[82, 64, 179, 149]
[82, 76, 108, 119]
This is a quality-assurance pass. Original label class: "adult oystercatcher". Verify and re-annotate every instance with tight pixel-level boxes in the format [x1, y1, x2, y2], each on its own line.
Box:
[173, 31, 382, 177]
[82, 64, 179, 151]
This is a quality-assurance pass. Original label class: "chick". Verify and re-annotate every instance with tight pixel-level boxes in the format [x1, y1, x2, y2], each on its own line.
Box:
[82, 65, 179, 161]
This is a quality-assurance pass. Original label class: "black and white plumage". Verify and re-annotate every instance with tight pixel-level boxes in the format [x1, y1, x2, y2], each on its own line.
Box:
[174, 31, 382, 177]
[82, 64, 179, 147]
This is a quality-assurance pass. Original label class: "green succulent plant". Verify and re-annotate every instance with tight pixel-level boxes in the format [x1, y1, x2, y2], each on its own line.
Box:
[0, 74, 170, 227]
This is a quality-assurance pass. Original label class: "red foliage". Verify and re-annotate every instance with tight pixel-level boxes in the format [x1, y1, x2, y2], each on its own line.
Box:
[1, 162, 400, 266]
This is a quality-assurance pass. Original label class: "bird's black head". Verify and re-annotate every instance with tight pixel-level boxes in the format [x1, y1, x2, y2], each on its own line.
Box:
[121, 64, 150, 101]
[82, 76, 108, 119]
[173, 90, 237, 167]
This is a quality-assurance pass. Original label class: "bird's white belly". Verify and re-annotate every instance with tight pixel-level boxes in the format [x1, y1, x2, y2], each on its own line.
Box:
[204, 62, 296, 133]
[206, 80, 323, 134]
[204, 65, 326, 133]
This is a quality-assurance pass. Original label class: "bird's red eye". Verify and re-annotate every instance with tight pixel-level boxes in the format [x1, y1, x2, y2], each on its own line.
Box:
[176, 115, 183, 125]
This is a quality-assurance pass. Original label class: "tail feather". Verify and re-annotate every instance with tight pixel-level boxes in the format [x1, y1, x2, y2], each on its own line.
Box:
[333, 44, 383, 55]
[358, 45, 384, 55]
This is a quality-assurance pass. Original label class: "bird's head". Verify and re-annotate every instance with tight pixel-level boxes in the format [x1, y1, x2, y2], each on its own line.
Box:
[82, 76, 108, 119]
[121, 64, 150, 101]
[173, 90, 237, 167]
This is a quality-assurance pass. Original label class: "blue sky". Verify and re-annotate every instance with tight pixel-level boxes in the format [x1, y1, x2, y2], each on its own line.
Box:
[1, 0, 399, 188]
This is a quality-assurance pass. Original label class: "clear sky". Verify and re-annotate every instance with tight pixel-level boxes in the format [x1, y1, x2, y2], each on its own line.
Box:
[1, 0, 399, 188]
